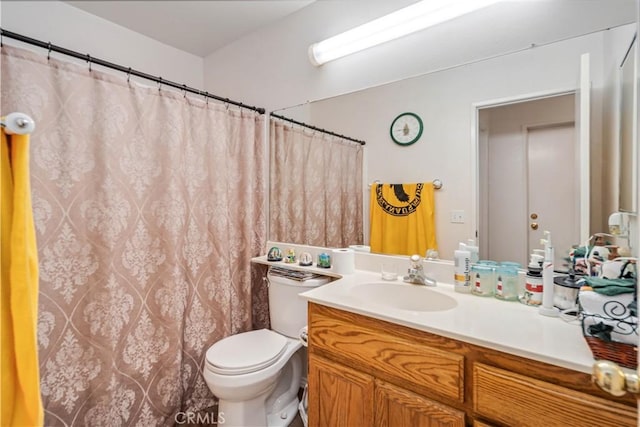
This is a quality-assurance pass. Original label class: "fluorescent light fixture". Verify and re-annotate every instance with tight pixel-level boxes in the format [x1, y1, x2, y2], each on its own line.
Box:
[308, 0, 501, 66]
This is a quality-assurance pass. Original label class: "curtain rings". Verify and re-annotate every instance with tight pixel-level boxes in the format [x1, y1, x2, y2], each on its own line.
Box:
[86, 54, 93, 72]
[224, 98, 230, 110]
[126, 67, 132, 83]
[204, 91, 209, 106]
[182, 84, 187, 98]
[157, 77, 163, 92]
[47, 42, 52, 61]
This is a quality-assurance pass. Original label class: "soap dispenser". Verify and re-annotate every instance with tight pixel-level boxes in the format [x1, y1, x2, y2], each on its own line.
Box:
[539, 231, 559, 317]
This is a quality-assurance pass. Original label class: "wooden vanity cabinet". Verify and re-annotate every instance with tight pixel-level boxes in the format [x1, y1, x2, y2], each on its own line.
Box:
[307, 303, 637, 427]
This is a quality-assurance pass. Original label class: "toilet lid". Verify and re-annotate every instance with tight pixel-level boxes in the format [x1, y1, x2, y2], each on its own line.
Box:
[205, 329, 287, 375]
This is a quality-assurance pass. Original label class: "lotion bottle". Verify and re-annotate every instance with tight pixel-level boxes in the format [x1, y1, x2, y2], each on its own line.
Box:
[465, 239, 480, 264]
[454, 243, 471, 293]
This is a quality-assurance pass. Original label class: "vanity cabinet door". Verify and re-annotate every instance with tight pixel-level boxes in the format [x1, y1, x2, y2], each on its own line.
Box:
[308, 354, 374, 427]
[375, 380, 465, 427]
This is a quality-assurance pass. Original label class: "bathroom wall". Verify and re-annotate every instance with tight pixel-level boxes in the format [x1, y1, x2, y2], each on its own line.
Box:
[0, 1, 204, 88]
[602, 26, 638, 216]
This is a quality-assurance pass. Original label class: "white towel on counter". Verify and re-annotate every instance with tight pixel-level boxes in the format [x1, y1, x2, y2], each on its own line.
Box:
[579, 290, 637, 345]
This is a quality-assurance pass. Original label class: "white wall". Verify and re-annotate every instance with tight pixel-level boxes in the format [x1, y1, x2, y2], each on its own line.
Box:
[602, 25, 638, 214]
[0, 1, 204, 88]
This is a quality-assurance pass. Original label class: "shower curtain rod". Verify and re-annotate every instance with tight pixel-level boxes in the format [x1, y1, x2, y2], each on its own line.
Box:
[270, 112, 366, 145]
[0, 28, 266, 114]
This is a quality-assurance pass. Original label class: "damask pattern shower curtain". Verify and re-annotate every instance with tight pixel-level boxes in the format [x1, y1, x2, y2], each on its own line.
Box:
[270, 119, 363, 247]
[1, 45, 266, 425]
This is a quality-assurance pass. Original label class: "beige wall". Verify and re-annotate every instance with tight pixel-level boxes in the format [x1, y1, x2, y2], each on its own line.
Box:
[1, 1, 204, 88]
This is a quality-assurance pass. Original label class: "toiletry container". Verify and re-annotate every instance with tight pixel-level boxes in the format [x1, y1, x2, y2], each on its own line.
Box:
[471, 264, 495, 296]
[495, 263, 520, 301]
[454, 245, 471, 293]
[520, 255, 543, 306]
[203, 268, 330, 427]
[465, 239, 480, 264]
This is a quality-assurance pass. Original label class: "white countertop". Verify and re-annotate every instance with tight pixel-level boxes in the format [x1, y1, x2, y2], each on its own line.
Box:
[299, 269, 596, 374]
[253, 248, 598, 375]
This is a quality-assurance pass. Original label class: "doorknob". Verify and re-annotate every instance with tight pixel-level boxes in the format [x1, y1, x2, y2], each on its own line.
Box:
[592, 360, 640, 396]
[530, 222, 538, 230]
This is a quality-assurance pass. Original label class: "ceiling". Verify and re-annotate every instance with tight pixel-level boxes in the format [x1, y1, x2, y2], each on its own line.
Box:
[63, 0, 636, 62]
[65, 0, 316, 57]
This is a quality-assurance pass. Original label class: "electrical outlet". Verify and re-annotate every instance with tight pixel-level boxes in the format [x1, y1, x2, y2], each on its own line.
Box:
[450, 210, 465, 223]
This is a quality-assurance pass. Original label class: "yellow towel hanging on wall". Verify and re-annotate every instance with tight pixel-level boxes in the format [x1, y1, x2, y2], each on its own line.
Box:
[1, 128, 44, 426]
[369, 182, 437, 256]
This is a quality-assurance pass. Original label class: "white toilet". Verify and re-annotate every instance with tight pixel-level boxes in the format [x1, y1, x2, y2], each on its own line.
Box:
[203, 267, 330, 427]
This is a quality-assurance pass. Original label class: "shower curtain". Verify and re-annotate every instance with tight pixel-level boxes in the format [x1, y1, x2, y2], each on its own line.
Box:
[269, 119, 363, 247]
[1, 45, 266, 425]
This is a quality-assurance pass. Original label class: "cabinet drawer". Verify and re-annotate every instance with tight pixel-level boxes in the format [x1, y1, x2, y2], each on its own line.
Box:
[473, 363, 636, 427]
[309, 305, 464, 402]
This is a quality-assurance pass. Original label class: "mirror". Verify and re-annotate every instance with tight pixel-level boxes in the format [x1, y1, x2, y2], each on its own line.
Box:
[619, 33, 638, 213]
[271, 4, 637, 263]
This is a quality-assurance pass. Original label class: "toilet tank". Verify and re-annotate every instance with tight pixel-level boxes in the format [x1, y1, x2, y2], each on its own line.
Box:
[267, 267, 331, 338]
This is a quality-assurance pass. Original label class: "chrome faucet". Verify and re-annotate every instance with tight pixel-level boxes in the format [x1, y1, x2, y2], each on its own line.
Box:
[403, 254, 437, 286]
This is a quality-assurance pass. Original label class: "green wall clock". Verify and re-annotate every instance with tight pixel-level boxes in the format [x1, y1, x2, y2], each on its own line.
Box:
[390, 112, 423, 146]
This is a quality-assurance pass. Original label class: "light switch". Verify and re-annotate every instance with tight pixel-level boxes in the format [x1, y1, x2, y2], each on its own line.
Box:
[450, 210, 465, 223]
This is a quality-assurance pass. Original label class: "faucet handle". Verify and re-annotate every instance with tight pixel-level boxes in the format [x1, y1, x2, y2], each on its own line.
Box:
[409, 254, 423, 269]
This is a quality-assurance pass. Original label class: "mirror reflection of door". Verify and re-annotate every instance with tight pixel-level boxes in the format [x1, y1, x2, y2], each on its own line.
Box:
[479, 94, 579, 269]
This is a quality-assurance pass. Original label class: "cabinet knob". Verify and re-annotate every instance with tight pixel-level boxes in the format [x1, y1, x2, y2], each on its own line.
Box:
[592, 360, 640, 396]
[530, 222, 538, 230]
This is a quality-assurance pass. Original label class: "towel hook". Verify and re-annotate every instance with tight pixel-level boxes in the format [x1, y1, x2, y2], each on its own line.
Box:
[432, 179, 443, 190]
[1, 112, 36, 135]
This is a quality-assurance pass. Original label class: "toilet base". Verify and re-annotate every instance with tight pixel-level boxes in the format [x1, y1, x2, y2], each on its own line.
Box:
[217, 395, 299, 427]
[266, 396, 299, 427]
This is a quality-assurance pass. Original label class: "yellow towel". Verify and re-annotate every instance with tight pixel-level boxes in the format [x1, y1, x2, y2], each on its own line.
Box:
[369, 182, 437, 256]
[1, 129, 44, 426]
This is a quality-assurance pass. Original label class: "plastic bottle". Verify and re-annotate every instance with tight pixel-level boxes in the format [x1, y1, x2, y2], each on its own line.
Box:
[465, 239, 480, 264]
[454, 244, 471, 293]
[539, 231, 559, 317]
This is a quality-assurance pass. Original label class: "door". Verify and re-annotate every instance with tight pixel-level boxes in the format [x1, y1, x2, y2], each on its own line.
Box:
[527, 123, 577, 268]
[480, 94, 577, 267]
[308, 354, 374, 427]
[374, 380, 465, 427]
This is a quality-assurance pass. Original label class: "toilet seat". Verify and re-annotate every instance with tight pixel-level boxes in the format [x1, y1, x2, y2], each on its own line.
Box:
[205, 329, 288, 375]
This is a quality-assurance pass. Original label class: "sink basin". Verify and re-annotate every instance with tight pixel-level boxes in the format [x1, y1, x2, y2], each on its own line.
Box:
[349, 282, 457, 312]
